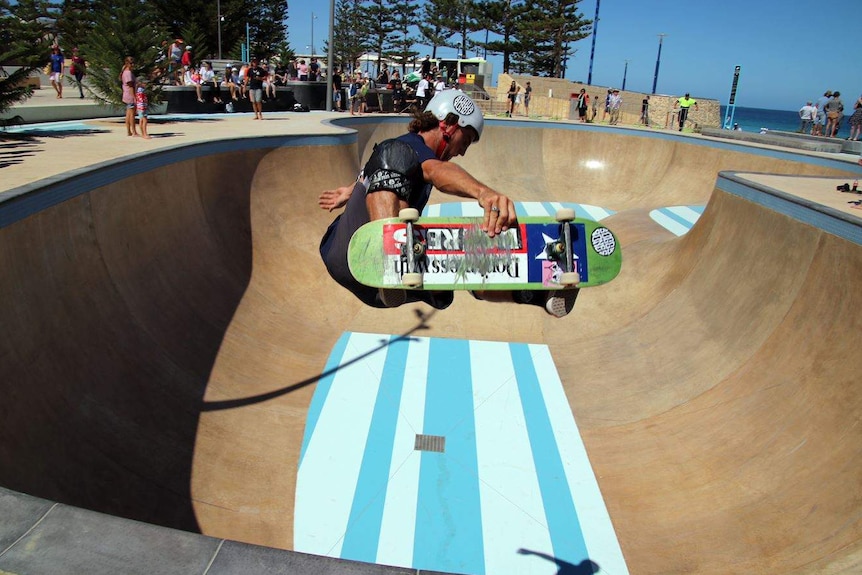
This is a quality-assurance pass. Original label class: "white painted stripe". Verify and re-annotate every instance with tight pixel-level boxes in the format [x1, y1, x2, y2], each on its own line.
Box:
[470, 341, 555, 574]
[579, 204, 611, 221]
[460, 201, 485, 217]
[667, 205, 703, 224]
[520, 201, 551, 217]
[471, 341, 555, 575]
[528, 344, 629, 575]
[375, 337, 429, 567]
[649, 210, 690, 236]
[294, 332, 388, 557]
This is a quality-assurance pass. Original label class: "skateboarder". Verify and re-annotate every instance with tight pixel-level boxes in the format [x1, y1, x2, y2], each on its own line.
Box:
[319, 90, 579, 317]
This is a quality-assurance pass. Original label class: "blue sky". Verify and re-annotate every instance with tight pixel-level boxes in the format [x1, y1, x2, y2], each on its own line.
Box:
[288, 0, 861, 111]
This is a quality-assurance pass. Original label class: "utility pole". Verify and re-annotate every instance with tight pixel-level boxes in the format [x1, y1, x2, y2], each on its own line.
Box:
[621, 59, 629, 91]
[587, 0, 600, 85]
[651, 33, 667, 94]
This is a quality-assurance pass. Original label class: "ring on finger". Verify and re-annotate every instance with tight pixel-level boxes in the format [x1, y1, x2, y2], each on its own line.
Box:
[490, 206, 500, 213]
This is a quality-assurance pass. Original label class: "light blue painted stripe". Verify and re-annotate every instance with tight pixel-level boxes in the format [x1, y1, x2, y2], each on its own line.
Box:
[667, 205, 704, 224]
[579, 204, 613, 221]
[470, 341, 555, 575]
[294, 332, 387, 556]
[376, 338, 430, 567]
[650, 209, 691, 236]
[414, 338, 485, 574]
[542, 202, 558, 217]
[438, 202, 464, 217]
[657, 207, 698, 232]
[528, 344, 629, 574]
[510, 342, 590, 565]
[299, 331, 352, 465]
[340, 336, 410, 563]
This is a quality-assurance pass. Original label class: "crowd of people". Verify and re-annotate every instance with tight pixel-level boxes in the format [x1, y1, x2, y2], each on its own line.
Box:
[799, 91, 862, 140]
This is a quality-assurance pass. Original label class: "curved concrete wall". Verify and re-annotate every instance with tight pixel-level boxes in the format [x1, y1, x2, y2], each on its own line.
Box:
[1, 120, 861, 573]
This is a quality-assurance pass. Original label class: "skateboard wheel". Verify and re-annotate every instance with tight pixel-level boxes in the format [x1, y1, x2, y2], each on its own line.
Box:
[402, 273, 423, 288]
[399, 208, 420, 221]
[560, 272, 580, 286]
[555, 208, 576, 222]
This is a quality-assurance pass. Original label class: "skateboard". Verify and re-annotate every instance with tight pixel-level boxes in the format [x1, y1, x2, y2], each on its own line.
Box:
[348, 208, 622, 291]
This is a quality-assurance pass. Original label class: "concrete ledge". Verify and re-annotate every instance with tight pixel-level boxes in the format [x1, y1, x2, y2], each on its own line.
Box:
[0, 486, 456, 575]
[768, 130, 862, 154]
[701, 127, 844, 153]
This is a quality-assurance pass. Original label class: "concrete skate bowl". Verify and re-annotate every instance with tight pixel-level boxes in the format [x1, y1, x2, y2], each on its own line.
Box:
[1, 119, 861, 574]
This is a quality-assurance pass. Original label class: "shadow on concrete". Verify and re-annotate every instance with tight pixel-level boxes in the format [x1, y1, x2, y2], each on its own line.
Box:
[201, 309, 434, 412]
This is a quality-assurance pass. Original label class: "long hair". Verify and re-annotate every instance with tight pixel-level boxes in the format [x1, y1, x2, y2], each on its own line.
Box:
[408, 110, 458, 134]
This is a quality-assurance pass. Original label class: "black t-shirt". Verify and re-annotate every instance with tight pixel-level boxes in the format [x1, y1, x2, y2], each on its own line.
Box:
[247, 66, 267, 90]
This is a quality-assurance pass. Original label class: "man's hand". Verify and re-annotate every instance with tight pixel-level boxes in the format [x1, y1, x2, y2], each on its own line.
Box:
[318, 184, 354, 212]
[478, 189, 517, 237]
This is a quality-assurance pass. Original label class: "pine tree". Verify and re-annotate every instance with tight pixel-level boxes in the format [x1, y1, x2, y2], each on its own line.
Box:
[417, 1, 456, 59]
[56, 0, 97, 52]
[363, 0, 397, 75]
[0, 0, 57, 114]
[332, 0, 370, 74]
[386, 0, 420, 75]
[477, 0, 527, 73]
[513, 0, 590, 77]
[82, 0, 168, 105]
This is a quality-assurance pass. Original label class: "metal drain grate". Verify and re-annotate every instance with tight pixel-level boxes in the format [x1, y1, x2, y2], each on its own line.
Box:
[414, 434, 445, 453]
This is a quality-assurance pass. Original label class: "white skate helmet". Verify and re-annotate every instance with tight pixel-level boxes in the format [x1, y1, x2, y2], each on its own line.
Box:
[425, 90, 484, 141]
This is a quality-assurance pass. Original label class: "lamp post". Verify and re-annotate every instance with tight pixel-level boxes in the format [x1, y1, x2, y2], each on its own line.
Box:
[651, 33, 667, 94]
[621, 59, 629, 91]
[216, 0, 223, 60]
[310, 11, 317, 57]
[587, 0, 600, 85]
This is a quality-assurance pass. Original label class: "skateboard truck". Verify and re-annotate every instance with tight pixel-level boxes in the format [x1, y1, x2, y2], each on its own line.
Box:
[553, 208, 581, 287]
[398, 208, 424, 288]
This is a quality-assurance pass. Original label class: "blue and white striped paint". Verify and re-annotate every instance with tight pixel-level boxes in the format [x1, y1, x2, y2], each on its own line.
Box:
[423, 201, 616, 222]
[296, 332, 628, 575]
[649, 205, 705, 236]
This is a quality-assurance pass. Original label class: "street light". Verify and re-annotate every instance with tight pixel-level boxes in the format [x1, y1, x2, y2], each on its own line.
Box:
[216, 0, 222, 60]
[621, 59, 629, 91]
[310, 12, 317, 57]
[651, 33, 667, 94]
[587, 0, 601, 85]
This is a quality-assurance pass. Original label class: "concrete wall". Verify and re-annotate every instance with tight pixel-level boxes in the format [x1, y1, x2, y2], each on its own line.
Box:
[490, 73, 721, 130]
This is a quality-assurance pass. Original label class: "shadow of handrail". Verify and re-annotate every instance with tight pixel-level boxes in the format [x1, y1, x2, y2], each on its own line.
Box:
[201, 309, 435, 412]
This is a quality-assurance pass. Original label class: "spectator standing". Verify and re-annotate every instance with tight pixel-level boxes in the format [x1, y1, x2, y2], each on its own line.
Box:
[798, 101, 817, 134]
[168, 39, 183, 84]
[825, 92, 844, 138]
[590, 94, 599, 122]
[433, 74, 446, 95]
[847, 94, 862, 141]
[601, 89, 611, 122]
[640, 95, 650, 126]
[506, 80, 518, 117]
[608, 89, 622, 125]
[244, 58, 268, 120]
[135, 79, 151, 139]
[812, 90, 832, 136]
[49, 45, 64, 98]
[523, 81, 532, 117]
[332, 67, 343, 111]
[415, 73, 430, 111]
[297, 59, 309, 81]
[70, 47, 86, 99]
[575, 88, 588, 122]
[309, 57, 320, 81]
[120, 56, 137, 136]
[674, 92, 698, 131]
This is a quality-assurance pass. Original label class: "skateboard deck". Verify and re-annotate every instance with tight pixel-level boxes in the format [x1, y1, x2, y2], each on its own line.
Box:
[348, 211, 622, 291]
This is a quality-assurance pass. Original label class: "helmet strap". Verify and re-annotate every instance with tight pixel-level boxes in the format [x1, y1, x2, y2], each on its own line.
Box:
[436, 121, 457, 159]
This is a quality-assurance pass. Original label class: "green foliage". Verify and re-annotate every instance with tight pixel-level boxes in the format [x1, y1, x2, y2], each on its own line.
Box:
[513, 0, 591, 77]
[331, 0, 371, 73]
[81, 0, 168, 106]
[56, 0, 97, 52]
[0, 0, 57, 112]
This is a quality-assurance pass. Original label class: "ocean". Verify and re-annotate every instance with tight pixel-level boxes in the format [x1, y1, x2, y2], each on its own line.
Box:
[720, 105, 849, 137]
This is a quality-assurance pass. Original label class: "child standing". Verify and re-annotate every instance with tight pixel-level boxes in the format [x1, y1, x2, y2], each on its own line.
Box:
[135, 81, 151, 139]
